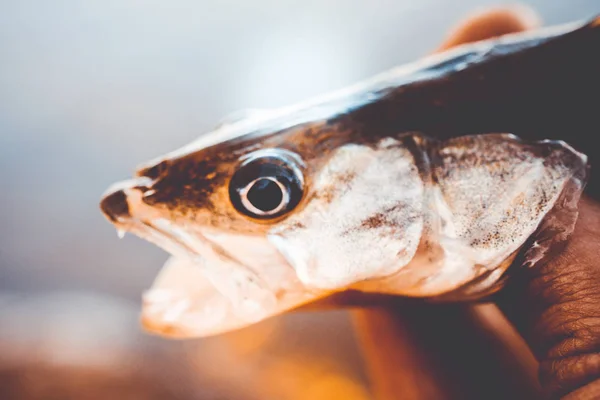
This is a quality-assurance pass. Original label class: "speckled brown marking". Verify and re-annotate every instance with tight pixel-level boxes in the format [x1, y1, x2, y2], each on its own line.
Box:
[427, 133, 587, 257]
[359, 204, 419, 231]
[284, 221, 306, 230]
[360, 213, 387, 230]
[142, 157, 225, 211]
[314, 186, 335, 204]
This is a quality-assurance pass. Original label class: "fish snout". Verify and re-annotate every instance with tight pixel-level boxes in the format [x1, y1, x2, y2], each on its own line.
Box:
[100, 188, 130, 222]
[100, 177, 154, 222]
[135, 159, 171, 179]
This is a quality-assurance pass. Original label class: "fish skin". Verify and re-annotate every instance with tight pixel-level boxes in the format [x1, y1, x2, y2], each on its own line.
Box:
[100, 18, 597, 338]
[133, 16, 598, 208]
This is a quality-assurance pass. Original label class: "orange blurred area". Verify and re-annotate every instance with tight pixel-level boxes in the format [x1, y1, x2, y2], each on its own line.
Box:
[224, 316, 281, 356]
[0, 1, 596, 399]
[259, 359, 371, 400]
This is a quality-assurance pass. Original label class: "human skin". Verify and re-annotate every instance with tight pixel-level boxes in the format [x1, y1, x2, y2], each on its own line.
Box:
[309, 7, 600, 399]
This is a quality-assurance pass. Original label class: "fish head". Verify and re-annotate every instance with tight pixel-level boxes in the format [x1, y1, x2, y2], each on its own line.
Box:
[99, 106, 431, 337]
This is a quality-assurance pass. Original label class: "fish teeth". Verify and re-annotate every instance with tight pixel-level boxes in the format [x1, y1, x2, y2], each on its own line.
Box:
[117, 229, 126, 239]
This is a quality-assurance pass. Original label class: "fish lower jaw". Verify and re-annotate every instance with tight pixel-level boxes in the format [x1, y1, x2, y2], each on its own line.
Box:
[140, 255, 330, 339]
[112, 220, 290, 337]
[140, 274, 246, 339]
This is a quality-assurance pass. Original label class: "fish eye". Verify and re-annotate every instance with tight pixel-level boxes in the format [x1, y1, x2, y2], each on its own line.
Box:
[229, 151, 304, 219]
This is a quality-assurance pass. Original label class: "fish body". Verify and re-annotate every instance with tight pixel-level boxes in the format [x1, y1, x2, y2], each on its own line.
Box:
[100, 18, 597, 338]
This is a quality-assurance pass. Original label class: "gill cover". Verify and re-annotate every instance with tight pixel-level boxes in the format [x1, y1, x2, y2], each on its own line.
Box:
[265, 134, 586, 297]
[268, 137, 424, 289]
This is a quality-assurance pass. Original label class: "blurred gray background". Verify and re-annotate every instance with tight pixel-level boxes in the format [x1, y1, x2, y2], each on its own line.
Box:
[0, 1, 597, 399]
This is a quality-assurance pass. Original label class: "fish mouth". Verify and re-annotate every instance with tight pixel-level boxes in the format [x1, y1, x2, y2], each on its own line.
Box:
[101, 181, 285, 337]
[100, 179, 206, 262]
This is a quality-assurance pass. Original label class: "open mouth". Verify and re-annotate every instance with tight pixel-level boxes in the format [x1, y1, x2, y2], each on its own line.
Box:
[122, 218, 288, 337]
[101, 183, 283, 337]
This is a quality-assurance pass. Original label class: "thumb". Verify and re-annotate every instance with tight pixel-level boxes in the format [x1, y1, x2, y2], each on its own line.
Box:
[495, 196, 600, 399]
[435, 4, 540, 53]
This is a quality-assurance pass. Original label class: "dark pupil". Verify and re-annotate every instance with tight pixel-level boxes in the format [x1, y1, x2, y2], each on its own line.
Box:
[247, 178, 283, 212]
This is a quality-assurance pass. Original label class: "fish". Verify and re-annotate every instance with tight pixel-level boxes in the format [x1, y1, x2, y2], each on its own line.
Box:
[100, 16, 597, 338]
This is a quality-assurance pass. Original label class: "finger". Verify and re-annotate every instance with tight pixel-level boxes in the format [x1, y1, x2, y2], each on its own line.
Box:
[353, 302, 541, 399]
[435, 4, 541, 52]
[495, 196, 600, 398]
